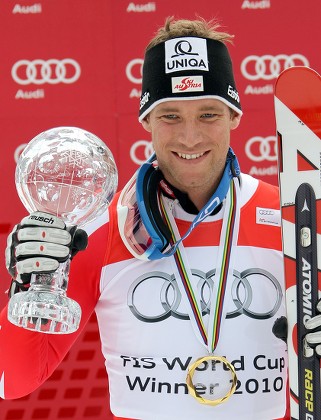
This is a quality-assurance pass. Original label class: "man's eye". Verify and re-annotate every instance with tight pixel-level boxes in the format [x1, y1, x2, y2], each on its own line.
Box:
[163, 114, 178, 120]
[201, 113, 216, 118]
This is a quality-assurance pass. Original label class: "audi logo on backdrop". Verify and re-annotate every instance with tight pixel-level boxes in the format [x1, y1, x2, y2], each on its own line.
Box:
[128, 268, 282, 323]
[245, 136, 277, 162]
[240, 54, 309, 81]
[14, 144, 27, 163]
[130, 140, 154, 165]
[126, 58, 143, 84]
[11, 58, 81, 85]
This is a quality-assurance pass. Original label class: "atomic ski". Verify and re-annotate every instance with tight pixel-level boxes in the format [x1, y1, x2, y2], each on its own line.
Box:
[274, 66, 321, 420]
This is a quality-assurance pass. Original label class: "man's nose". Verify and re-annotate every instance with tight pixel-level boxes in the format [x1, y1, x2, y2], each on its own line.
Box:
[178, 120, 202, 146]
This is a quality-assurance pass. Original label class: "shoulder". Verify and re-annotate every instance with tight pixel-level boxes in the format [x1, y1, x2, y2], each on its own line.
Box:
[240, 173, 280, 209]
[238, 174, 282, 249]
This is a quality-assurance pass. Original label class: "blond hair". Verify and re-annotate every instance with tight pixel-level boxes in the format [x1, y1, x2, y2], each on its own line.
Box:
[145, 16, 234, 51]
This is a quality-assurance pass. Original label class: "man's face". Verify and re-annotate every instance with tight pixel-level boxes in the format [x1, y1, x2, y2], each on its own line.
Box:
[142, 98, 241, 197]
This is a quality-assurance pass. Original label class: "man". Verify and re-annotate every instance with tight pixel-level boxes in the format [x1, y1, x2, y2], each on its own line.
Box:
[1, 16, 321, 419]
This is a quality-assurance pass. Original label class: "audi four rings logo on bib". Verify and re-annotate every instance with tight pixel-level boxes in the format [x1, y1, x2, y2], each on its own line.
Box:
[127, 268, 282, 322]
[245, 136, 277, 162]
[240, 54, 309, 80]
[11, 59, 81, 85]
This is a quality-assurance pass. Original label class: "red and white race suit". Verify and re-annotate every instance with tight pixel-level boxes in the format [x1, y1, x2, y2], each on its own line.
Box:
[0, 174, 290, 419]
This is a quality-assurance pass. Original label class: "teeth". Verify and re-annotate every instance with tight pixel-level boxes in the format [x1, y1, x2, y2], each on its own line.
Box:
[177, 152, 204, 160]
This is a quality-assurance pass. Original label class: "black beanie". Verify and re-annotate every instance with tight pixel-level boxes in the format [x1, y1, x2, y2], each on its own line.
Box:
[139, 36, 242, 121]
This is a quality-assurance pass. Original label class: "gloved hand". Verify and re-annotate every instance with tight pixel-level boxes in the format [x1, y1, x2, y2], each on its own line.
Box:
[272, 316, 288, 344]
[305, 299, 321, 356]
[5, 211, 88, 297]
[273, 308, 321, 357]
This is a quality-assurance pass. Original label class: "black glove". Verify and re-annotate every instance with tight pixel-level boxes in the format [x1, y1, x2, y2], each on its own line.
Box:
[272, 303, 321, 356]
[272, 316, 288, 344]
[305, 299, 321, 357]
[5, 211, 88, 297]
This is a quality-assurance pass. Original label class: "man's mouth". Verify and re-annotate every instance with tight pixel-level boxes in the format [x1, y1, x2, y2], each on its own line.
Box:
[176, 152, 205, 160]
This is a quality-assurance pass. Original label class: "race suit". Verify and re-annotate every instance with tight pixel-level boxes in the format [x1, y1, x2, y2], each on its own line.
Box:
[0, 173, 290, 419]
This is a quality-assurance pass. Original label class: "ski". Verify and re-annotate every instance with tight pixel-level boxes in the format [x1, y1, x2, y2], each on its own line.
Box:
[275, 66, 321, 420]
[295, 183, 321, 419]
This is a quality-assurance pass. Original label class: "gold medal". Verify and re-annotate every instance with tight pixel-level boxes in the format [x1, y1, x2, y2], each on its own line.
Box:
[186, 355, 237, 406]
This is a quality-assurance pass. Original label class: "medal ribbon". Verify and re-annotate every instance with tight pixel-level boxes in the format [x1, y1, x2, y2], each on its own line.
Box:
[210, 180, 238, 350]
[160, 178, 240, 353]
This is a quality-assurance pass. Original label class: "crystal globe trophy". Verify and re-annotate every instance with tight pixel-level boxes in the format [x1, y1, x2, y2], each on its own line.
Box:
[8, 127, 118, 334]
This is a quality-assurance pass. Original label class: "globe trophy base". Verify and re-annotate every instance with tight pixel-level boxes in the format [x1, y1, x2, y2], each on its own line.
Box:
[8, 288, 81, 334]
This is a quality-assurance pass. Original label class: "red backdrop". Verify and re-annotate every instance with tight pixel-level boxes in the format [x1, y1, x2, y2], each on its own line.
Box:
[1, 1, 320, 418]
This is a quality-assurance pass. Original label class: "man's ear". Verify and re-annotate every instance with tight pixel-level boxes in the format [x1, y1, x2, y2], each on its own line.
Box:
[141, 116, 152, 133]
[230, 112, 242, 130]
